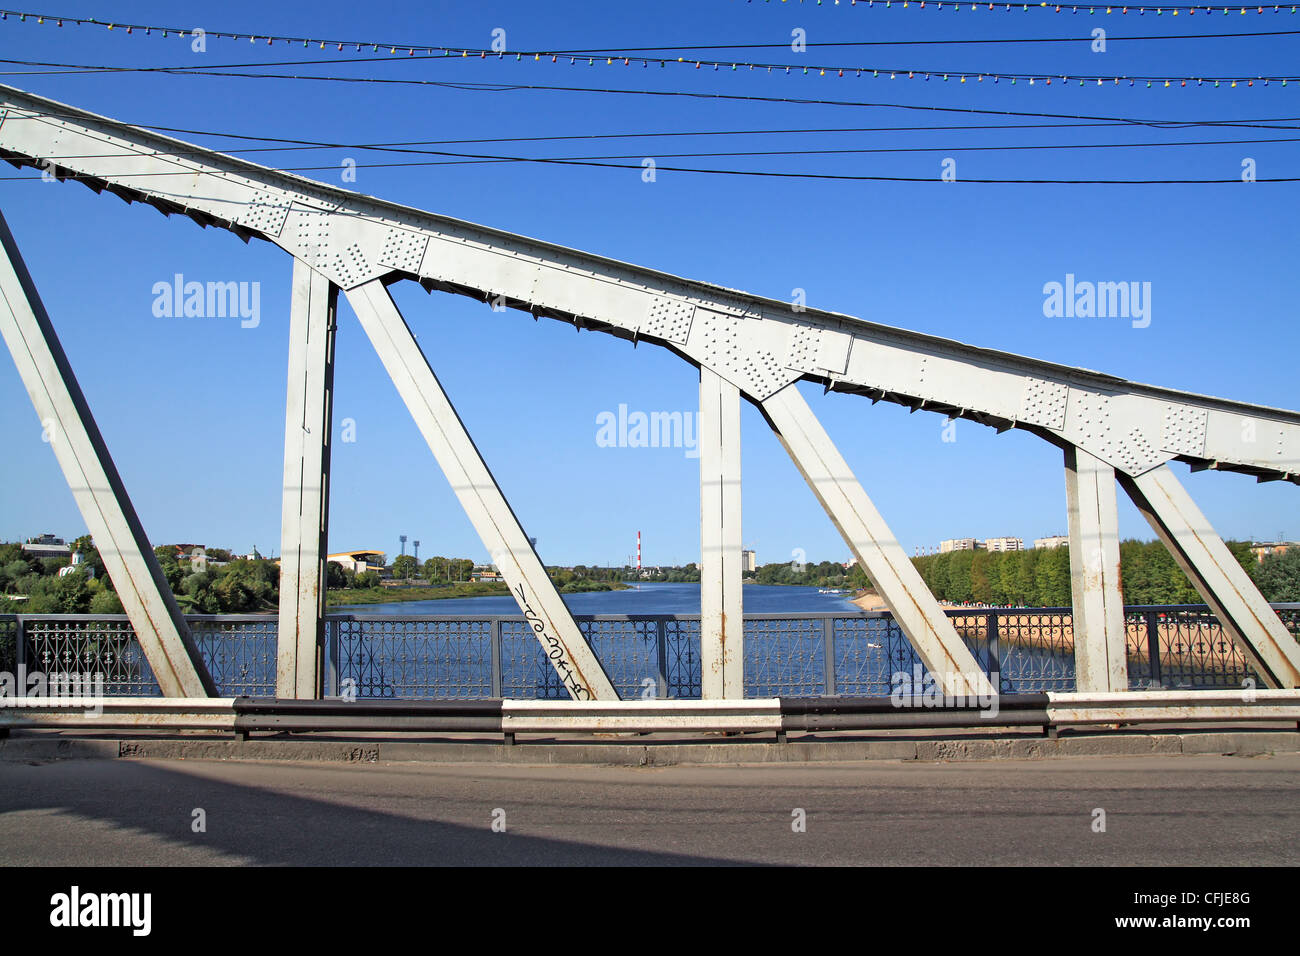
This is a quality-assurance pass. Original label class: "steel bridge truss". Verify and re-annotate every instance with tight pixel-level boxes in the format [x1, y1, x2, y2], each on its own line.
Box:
[0, 84, 1296, 700]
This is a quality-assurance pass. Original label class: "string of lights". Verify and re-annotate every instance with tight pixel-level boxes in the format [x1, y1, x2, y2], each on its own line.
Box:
[0, 9, 1295, 87]
[759, 0, 1297, 12]
[5, 56, 1297, 90]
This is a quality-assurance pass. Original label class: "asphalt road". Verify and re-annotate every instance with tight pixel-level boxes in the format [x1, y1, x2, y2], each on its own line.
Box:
[1, 753, 1297, 866]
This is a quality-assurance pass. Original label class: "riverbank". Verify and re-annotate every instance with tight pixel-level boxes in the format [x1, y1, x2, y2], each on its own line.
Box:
[326, 579, 629, 607]
[844, 595, 1253, 674]
[326, 583, 509, 606]
[852, 590, 887, 612]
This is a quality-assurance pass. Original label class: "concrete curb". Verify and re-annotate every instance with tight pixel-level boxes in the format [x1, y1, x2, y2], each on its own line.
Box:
[2, 730, 1297, 766]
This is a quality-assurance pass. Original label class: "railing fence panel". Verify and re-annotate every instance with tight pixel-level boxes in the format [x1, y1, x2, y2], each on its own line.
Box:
[1, 603, 1293, 700]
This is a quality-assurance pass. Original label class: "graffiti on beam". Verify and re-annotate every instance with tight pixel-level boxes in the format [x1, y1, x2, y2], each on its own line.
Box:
[513, 582, 592, 700]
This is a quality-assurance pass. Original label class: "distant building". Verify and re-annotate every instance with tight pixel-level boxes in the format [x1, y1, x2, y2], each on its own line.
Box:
[741, 549, 757, 573]
[939, 538, 981, 553]
[327, 550, 386, 575]
[984, 537, 1024, 553]
[1251, 541, 1295, 564]
[471, 565, 502, 583]
[1034, 535, 1070, 550]
[22, 533, 70, 559]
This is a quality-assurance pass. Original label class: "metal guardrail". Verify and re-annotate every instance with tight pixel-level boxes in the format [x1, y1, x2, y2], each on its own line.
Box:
[0, 605, 1296, 700]
[3, 691, 1297, 738]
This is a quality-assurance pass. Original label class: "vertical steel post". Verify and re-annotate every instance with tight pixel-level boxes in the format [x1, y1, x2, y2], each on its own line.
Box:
[344, 279, 617, 700]
[276, 259, 337, 699]
[822, 617, 837, 697]
[985, 609, 1001, 689]
[325, 619, 340, 698]
[656, 617, 669, 699]
[699, 366, 744, 699]
[0, 212, 212, 697]
[1144, 609, 1163, 689]
[759, 382, 993, 699]
[1065, 445, 1128, 692]
[1120, 463, 1300, 688]
[490, 618, 503, 699]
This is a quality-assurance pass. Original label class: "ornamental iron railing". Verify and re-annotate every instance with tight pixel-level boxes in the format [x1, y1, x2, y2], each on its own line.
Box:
[1, 604, 1295, 700]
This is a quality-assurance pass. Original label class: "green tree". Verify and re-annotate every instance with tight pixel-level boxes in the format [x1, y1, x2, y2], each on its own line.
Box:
[1034, 546, 1071, 606]
[89, 587, 124, 614]
[1252, 548, 1300, 602]
[423, 556, 448, 582]
[213, 559, 278, 612]
[391, 554, 418, 580]
[325, 561, 348, 590]
[52, 571, 92, 613]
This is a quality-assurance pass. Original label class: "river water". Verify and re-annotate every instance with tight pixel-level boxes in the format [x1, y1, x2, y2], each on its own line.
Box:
[337, 582, 860, 616]
[326, 582, 1080, 697]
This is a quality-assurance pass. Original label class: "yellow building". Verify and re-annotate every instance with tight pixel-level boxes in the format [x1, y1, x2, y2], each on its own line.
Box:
[327, 550, 387, 574]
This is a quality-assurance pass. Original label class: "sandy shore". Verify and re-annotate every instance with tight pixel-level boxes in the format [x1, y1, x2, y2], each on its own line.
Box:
[851, 591, 887, 612]
[843, 595, 1251, 672]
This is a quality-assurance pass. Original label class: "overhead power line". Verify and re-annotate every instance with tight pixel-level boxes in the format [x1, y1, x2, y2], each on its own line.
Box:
[3, 110, 1294, 183]
[22, 134, 1300, 164]
[9, 76, 1300, 131]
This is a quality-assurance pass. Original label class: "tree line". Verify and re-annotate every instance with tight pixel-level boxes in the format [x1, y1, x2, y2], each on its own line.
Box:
[4, 536, 1297, 614]
[910, 540, 1300, 607]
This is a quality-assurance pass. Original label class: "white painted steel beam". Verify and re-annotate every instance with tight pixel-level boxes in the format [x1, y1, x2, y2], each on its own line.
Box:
[344, 279, 617, 700]
[1064, 446, 1128, 692]
[0, 211, 213, 698]
[0, 696, 237, 730]
[1119, 464, 1300, 689]
[760, 383, 994, 699]
[276, 260, 337, 698]
[1, 85, 1297, 485]
[699, 367, 744, 699]
[502, 698, 782, 733]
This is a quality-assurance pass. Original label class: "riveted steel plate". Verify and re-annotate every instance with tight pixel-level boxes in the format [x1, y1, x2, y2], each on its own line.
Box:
[378, 227, 429, 274]
[330, 243, 372, 290]
[695, 308, 791, 400]
[294, 207, 332, 267]
[1018, 377, 1069, 430]
[785, 323, 853, 375]
[1073, 391, 1115, 451]
[786, 324, 818, 372]
[237, 200, 289, 238]
[640, 296, 695, 344]
[1161, 404, 1208, 457]
[1071, 392, 1165, 475]
[1113, 426, 1164, 475]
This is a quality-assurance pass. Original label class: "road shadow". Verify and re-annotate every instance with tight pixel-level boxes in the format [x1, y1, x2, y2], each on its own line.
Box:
[0, 758, 756, 866]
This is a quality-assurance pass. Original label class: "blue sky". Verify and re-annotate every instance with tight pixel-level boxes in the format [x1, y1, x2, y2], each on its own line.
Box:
[0, 1, 1296, 568]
